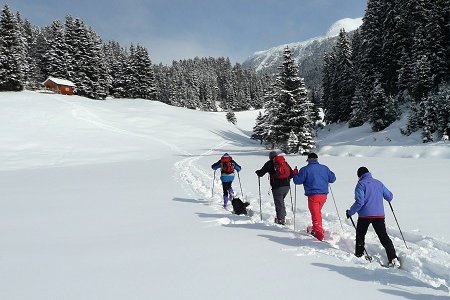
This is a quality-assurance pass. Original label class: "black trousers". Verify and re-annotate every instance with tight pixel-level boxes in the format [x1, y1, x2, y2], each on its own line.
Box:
[356, 217, 397, 262]
[222, 182, 232, 197]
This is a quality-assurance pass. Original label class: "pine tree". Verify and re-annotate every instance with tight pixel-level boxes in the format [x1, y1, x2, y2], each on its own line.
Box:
[0, 4, 24, 91]
[287, 130, 300, 154]
[412, 54, 432, 103]
[43, 20, 68, 79]
[334, 29, 354, 121]
[370, 78, 397, 131]
[129, 45, 157, 100]
[21, 18, 41, 88]
[421, 94, 439, 143]
[358, 0, 386, 104]
[14, 12, 29, 87]
[261, 85, 279, 149]
[251, 111, 266, 144]
[349, 28, 368, 126]
[269, 47, 314, 152]
[397, 48, 415, 101]
[322, 52, 338, 123]
[153, 63, 171, 104]
[64, 16, 109, 99]
[226, 111, 237, 125]
[349, 85, 367, 127]
[424, 1, 448, 89]
[439, 85, 450, 137]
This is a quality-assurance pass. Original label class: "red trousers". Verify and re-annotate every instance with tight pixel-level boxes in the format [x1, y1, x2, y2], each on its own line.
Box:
[308, 194, 327, 240]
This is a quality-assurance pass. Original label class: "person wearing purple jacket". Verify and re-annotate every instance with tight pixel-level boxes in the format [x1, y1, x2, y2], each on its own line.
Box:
[346, 167, 400, 268]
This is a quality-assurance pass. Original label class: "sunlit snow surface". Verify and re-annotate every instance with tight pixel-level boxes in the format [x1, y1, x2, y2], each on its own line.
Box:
[0, 91, 448, 299]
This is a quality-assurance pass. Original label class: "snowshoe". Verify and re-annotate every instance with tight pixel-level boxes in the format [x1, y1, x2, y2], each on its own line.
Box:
[388, 258, 401, 269]
[274, 217, 285, 225]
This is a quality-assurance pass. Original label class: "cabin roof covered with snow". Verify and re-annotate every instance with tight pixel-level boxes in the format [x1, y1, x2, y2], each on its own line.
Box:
[43, 77, 76, 87]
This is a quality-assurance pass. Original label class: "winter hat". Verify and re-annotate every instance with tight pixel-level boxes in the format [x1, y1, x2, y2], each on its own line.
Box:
[223, 153, 230, 157]
[269, 150, 279, 160]
[357, 166, 369, 178]
[307, 152, 318, 160]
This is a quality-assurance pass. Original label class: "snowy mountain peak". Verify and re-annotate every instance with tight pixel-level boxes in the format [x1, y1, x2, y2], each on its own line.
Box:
[325, 17, 363, 37]
[243, 17, 363, 73]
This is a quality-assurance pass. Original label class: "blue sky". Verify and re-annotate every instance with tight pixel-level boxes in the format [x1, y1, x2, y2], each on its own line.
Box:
[5, 0, 367, 65]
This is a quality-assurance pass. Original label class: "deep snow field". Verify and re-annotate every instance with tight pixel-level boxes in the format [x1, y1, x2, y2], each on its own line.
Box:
[0, 91, 449, 300]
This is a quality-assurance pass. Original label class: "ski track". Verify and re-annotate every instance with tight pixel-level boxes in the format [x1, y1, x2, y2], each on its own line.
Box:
[176, 144, 450, 294]
[54, 95, 189, 155]
[48, 95, 450, 293]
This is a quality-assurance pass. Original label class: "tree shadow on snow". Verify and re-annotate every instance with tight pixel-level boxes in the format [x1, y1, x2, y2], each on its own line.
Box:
[311, 263, 445, 296]
[210, 130, 258, 148]
[172, 197, 208, 204]
[173, 148, 265, 158]
[379, 288, 449, 300]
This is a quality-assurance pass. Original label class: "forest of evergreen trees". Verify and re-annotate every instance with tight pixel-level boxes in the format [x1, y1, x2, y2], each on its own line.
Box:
[322, 0, 450, 142]
[2, 1, 450, 146]
[0, 4, 271, 111]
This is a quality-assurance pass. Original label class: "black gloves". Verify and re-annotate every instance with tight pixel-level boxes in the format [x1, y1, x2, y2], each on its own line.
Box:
[346, 210, 351, 219]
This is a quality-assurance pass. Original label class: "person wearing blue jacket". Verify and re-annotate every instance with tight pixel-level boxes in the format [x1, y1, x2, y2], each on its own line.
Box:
[293, 152, 336, 241]
[211, 153, 241, 208]
[346, 167, 400, 268]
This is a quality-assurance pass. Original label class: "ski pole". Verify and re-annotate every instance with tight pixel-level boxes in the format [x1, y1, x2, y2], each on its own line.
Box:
[212, 170, 217, 197]
[293, 166, 297, 231]
[293, 183, 297, 231]
[329, 184, 344, 232]
[388, 202, 408, 249]
[289, 184, 294, 214]
[349, 215, 373, 262]
[258, 176, 262, 221]
[237, 172, 244, 198]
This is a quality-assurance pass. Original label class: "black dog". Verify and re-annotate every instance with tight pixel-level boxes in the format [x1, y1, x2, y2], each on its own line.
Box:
[231, 198, 250, 215]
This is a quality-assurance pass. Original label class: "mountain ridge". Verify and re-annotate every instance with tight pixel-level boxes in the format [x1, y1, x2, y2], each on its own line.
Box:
[242, 18, 363, 91]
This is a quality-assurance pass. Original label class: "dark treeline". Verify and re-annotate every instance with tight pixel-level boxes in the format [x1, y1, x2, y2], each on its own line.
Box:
[0, 4, 271, 111]
[153, 57, 272, 111]
[322, 0, 450, 141]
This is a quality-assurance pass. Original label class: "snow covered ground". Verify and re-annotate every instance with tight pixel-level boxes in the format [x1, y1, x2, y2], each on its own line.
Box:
[0, 91, 449, 299]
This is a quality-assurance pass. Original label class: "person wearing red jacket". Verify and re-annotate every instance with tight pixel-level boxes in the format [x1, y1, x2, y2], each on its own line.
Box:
[211, 153, 241, 208]
[255, 150, 294, 225]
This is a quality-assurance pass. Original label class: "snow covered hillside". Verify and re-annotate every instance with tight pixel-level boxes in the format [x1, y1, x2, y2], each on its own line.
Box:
[242, 18, 362, 72]
[0, 91, 449, 299]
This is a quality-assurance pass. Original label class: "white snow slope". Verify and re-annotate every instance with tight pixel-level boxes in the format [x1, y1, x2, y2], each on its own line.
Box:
[0, 91, 449, 300]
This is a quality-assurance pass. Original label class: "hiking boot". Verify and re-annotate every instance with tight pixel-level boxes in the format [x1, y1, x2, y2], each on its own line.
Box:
[306, 226, 315, 235]
[388, 258, 401, 269]
[355, 243, 365, 257]
[223, 195, 229, 208]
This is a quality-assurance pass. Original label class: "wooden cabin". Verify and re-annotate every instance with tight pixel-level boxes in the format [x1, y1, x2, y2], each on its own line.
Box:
[43, 77, 75, 95]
